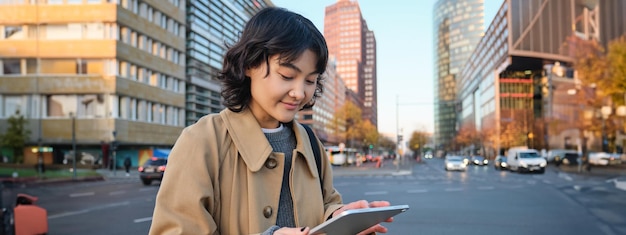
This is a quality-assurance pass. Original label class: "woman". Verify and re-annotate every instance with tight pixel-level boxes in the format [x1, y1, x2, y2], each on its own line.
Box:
[149, 7, 392, 235]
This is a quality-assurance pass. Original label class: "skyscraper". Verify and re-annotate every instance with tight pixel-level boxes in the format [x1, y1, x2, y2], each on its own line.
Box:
[433, 0, 484, 150]
[324, 0, 377, 126]
[185, 0, 273, 126]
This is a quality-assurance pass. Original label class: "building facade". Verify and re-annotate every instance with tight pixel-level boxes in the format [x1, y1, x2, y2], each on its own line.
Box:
[0, 0, 186, 166]
[457, 0, 626, 156]
[433, 0, 484, 151]
[185, 0, 273, 126]
[324, 0, 377, 126]
[297, 57, 347, 146]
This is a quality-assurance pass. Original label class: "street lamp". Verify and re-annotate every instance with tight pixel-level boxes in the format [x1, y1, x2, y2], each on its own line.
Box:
[70, 112, 77, 180]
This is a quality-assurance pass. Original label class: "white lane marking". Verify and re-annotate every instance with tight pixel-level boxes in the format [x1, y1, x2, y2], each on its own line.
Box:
[573, 185, 582, 191]
[478, 186, 494, 190]
[364, 191, 388, 195]
[407, 189, 428, 193]
[445, 188, 463, 192]
[69, 192, 95, 198]
[134, 217, 153, 223]
[109, 191, 126, 196]
[48, 201, 130, 219]
[558, 172, 573, 181]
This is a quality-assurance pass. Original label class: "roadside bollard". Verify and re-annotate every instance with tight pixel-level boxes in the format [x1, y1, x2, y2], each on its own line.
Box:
[14, 193, 48, 235]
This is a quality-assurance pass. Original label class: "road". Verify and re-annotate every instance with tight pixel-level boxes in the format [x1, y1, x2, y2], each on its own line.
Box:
[6, 158, 626, 235]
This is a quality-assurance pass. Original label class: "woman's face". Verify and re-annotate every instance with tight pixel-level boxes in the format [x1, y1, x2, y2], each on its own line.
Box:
[246, 49, 319, 128]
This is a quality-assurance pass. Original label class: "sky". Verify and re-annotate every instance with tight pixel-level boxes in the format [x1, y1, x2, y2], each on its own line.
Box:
[271, 0, 503, 138]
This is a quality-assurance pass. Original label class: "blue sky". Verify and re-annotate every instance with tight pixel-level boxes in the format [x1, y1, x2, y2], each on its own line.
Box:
[272, 0, 503, 138]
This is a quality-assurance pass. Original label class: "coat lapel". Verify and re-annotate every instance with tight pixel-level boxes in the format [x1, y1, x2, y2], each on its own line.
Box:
[220, 109, 273, 172]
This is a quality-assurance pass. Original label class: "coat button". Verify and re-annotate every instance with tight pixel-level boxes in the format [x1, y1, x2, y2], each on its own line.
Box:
[265, 158, 278, 169]
[263, 206, 273, 218]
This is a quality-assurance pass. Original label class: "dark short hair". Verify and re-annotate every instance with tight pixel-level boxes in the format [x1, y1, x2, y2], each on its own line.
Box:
[218, 7, 328, 112]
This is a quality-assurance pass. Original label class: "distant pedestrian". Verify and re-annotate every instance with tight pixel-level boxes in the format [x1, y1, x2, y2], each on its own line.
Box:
[123, 157, 131, 176]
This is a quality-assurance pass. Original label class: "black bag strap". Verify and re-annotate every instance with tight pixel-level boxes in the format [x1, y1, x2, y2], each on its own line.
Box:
[302, 124, 323, 192]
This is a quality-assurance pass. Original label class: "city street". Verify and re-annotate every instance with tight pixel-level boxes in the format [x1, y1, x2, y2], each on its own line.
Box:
[5, 158, 626, 235]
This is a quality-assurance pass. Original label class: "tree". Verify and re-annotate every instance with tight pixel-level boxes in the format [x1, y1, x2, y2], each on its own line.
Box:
[0, 110, 31, 163]
[606, 35, 626, 106]
[408, 130, 429, 156]
[361, 120, 379, 150]
[329, 101, 364, 146]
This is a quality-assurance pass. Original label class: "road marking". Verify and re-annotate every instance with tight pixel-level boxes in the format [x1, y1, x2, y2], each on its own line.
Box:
[134, 217, 152, 223]
[48, 201, 130, 219]
[558, 172, 573, 181]
[109, 191, 126, 196]
[407, 189, 428, 193]
[364, 191, 388, 195]
[69, 192, 95, 198]
[445, 188, 463, 192]
[573, 185, 582, 191]
[478, 186, 494, 190]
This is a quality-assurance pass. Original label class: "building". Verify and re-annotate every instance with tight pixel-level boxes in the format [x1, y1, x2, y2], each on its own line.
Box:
[185, 0, 273, 126]
[297, 57, 347, 146]
[324, 0, 378, 126]
[432, 0, 484, 151]
[456, 0, 626, 156]
[0, 0, 186, 166]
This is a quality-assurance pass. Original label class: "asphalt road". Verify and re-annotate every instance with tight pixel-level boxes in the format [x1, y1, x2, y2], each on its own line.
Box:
[5, 158, 626, 235]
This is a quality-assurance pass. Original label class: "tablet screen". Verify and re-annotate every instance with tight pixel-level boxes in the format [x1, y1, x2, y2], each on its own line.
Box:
[310, 205, 409, 235]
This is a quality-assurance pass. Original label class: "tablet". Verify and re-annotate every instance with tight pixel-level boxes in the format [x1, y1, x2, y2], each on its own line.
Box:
[309, 205, 409, 235]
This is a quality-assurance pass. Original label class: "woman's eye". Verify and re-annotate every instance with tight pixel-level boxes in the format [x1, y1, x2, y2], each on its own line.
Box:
[280, 74, 293, 80]
[305, 79, 316, 85]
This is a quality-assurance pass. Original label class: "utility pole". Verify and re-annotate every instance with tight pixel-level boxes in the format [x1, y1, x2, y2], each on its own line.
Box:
[71, 112, 77, 180]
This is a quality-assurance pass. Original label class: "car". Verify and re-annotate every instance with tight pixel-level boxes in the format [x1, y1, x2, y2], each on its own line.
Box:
[444, 156, 467, 171]
[558, 152, 581, 165]
[588, 152, 623, 166]
[546, 149, 578, 164]
[470, 156, 488, 166]
[506, 147, 546, 173]
[494, 155, 507, 170]
[139, 157, 167, 185]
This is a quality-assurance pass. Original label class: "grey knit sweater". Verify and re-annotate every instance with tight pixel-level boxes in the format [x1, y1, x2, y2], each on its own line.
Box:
[261, 124, 297, 234]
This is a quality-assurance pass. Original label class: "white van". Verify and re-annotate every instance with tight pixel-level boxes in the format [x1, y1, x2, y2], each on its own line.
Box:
[506, 147, 547, 173]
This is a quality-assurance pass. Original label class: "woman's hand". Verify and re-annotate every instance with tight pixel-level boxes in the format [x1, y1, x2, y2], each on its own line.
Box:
[273, 226, 310, 235]
[332, 200, 394, 234]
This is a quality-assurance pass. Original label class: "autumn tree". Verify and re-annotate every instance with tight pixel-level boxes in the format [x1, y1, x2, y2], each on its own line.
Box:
[408, 130, 429, 156]
[0, 110, 31, 163]
[329, 101, 363, 147]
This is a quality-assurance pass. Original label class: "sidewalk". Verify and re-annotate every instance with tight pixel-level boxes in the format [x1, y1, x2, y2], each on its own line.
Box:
[331, 158, 416, 177]
[96, 168, 139, 180]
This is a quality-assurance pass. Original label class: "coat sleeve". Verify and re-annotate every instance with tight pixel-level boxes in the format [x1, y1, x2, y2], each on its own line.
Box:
[316, 138, 344, 220]
[149, 125, 220, 235]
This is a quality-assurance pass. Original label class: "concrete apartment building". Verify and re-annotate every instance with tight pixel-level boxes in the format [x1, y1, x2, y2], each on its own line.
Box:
[456, 0, 626, 156]
[324, 0, 378, 127]
[0, 0, 186, 166]
[432, 0, 484, 151]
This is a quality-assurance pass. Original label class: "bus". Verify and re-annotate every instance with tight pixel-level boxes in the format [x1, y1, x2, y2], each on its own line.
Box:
[324, 146, 357, 166]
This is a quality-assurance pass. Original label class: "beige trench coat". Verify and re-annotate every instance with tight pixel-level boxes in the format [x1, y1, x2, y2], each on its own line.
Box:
[149, 108, 344, 235]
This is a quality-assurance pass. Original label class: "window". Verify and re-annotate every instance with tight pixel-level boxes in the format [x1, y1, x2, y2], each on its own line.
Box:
[1, 59, 20, 75]
[2, 96, 24, 118]
[46, 95, 77, 117]
[78, 94, 106, 118]
[3, 25, 23, 39]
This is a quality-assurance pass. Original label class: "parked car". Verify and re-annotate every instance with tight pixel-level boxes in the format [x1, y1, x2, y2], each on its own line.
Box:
[546, 149, 578, 164]
[494, 155, 507, 170]
[139, 157, 167, 185]
[558, 152, 581, 165]
[444, 156, 467, 171]
[588, 152, 623, 166]
[471, 156, 488, 166]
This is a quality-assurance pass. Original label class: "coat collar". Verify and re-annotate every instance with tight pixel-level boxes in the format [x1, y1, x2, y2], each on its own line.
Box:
[220, 109, 319, 176]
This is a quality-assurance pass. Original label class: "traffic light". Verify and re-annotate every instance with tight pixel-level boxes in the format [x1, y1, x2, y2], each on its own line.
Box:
[369, 144, 373, 149]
